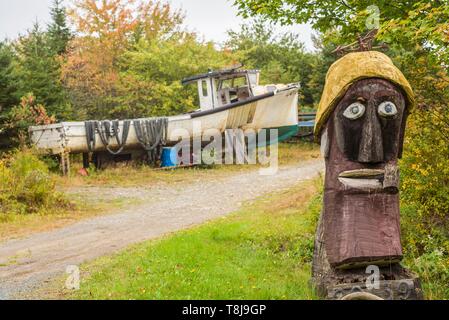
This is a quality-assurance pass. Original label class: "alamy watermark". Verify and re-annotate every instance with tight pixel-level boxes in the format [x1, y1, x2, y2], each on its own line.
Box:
[65, 265, 80, 291]
[366, 5, 380, 30]
[168, 121, 280, 176]
[330, 265, 414, 300]
[366, 265, 381, 290]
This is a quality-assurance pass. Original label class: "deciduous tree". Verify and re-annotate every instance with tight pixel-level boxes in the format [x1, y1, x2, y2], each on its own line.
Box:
[114, 34, 235, 119]
[62, 0, 185, 119]
[226, 20, 322, 107]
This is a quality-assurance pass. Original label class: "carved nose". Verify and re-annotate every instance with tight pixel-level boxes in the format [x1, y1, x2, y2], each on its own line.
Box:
[358, 110, 384, 163]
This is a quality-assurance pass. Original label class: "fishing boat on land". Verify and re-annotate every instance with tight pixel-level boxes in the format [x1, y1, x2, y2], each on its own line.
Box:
[29, 66, 299, 171]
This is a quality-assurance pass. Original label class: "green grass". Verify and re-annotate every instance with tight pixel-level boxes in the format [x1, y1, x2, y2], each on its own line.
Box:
[58, 179, 322, 300]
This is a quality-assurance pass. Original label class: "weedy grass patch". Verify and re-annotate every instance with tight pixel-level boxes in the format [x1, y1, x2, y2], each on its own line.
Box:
[0, 149, 71, 219]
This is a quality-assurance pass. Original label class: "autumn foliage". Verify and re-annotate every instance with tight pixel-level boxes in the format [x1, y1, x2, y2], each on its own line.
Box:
[62, 0, 187, 119]
[6, 94, 55, 145]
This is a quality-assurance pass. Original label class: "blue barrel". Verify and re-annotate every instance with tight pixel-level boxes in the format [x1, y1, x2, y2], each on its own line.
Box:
[161, 147, 178, 168]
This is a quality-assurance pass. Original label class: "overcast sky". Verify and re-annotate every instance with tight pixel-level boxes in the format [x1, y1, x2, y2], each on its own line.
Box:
[0, 0, 315, 50]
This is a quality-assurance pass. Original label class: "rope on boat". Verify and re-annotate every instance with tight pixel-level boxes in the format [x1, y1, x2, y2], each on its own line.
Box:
[85, 121, 96, 152]
[134, 118, 169, 165]
[85, 120, 131, 155]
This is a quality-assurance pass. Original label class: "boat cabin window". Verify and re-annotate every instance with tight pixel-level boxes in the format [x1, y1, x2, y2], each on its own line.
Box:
[217, 75, 253, 107]
[247, 72, 259, 87]
[197, 79, 215, 111]
[201, 80, 208, 97]
[185, 69, 260, 112]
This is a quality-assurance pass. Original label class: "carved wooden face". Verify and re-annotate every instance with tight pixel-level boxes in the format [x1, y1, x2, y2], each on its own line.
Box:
[322, 78, 409, 194]
[333, 78, 407, 163]
[321, 78, 409, 268]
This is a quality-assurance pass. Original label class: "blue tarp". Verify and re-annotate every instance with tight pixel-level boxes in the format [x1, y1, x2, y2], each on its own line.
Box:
[299, 120, 315, 128]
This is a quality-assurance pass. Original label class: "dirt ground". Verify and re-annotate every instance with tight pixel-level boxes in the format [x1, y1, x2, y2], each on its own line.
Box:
[0, 160, 324, 299]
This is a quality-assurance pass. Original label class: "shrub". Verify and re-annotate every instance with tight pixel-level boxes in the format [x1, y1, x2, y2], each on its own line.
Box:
[399, 81, 449, 299]
[401, 204, 449, 299]
[0, 149, 69, 216]
[6, 94, 55, 147]
[401, 110, 449, 224]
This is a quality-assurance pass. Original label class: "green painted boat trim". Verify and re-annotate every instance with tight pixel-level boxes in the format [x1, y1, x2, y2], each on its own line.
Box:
[274, 125, 299, 143]
[248, 125, 299, 148]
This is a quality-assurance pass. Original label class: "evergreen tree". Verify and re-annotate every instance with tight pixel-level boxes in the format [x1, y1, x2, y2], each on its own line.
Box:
[0, 42, 19, 152]
[14, 23, 68, 119]
[0, 42, 19, 115]
[47, 0, 71, 55]
[0, 41, 19, 149]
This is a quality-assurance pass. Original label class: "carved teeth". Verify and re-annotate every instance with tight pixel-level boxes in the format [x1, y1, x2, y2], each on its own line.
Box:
[339, 169, 385, 179]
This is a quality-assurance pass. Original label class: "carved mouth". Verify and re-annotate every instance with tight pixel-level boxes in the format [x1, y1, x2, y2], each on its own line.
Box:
[338, 167, 399, 194]
[338, 169, 385, 179]
[338, 169, 385, 190]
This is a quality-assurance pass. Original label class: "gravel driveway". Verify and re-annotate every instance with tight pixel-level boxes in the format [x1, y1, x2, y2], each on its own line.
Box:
[0, 160, 323, 299]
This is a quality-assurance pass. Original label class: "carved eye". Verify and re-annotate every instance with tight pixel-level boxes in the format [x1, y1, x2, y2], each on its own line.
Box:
[378, 101, 398, 117]
[343, 103, 365, 120]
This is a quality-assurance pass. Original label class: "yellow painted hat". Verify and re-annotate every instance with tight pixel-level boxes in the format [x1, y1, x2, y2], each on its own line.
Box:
[314, 51, 415, 139]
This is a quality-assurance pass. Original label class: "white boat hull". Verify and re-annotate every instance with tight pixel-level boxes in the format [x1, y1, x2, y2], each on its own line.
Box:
[29, 87, 299, 155]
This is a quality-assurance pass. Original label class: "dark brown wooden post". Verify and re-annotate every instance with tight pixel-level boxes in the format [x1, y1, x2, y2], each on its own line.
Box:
[312, 52, 423, 300]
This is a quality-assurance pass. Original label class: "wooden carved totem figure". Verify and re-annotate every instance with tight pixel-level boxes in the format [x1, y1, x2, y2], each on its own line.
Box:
[312, 51, 423, 300]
